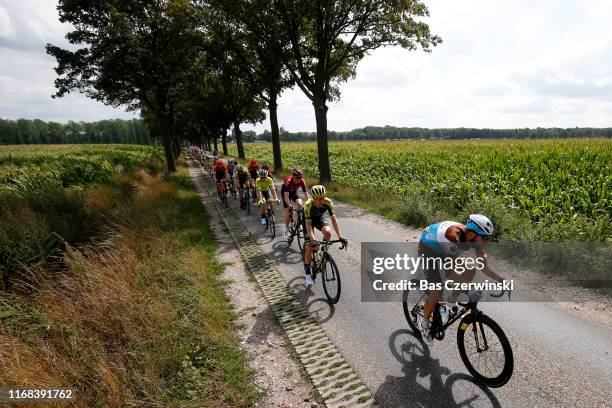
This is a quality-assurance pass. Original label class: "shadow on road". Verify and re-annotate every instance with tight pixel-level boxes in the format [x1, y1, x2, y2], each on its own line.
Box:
[288, 276, 337, 324]
[373, 329, 501, 408]
[268, 240, 303, 265]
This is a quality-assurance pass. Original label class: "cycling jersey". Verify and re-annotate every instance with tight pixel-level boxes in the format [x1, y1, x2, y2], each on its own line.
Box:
[303, 197, 334, 220]
[237, 171, 249, 185]
[228, 165, 235, 178]
[282, 175, 306, 192]
[248, 164, 259, 180]
[256, 176, 274, 192]
[214, 164, 227, 181]
[419, 221, 464, 256]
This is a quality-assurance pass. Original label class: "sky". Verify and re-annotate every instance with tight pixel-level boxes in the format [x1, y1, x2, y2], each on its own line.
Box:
[1, 0, 612, 133]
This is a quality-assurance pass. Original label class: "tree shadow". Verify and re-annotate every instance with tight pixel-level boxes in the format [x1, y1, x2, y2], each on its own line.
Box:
[373, 329, 501, 408]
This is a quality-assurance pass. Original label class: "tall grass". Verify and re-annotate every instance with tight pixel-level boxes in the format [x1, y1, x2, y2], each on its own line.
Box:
[0, 158, 258, 406]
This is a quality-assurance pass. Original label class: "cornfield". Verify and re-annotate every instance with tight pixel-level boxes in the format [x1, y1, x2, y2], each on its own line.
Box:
[231, 138, 611, 229]
[0, 144, 156, 193]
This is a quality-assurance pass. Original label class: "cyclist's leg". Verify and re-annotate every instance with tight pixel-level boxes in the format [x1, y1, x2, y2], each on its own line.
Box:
[320, 224, 332, 241]
[282, 189, 291, 227]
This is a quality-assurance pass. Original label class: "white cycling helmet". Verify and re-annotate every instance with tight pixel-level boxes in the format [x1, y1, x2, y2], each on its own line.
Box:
[466, 214, 494, 237]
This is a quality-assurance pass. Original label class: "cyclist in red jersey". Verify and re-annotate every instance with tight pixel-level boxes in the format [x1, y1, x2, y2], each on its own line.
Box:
[213, 159, 227, 198]
[247, 158, 259, 191]
[281, 168, 309, 238]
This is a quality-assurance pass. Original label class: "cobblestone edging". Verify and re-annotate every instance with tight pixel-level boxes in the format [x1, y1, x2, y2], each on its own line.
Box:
[189, 162, 376, 408]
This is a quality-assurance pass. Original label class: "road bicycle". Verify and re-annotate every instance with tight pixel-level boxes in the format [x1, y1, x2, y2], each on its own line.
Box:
[402, 280, 513, 387]
[228, 176, 237, 200]
[217, 180, 229, 207]
[286, 205, 305, 253]
[259, 199, 279, 238]
[240, 186, 251, 215]
[309, 239, 347, 304]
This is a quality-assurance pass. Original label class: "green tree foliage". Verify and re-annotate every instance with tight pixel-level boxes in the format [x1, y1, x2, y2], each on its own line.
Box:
[0, 118, 152, 145]
[47, 0, 205, 172]
[271, 0, 441, 182]
[211, 0, 295, 170]
[253, 126, 612, 142]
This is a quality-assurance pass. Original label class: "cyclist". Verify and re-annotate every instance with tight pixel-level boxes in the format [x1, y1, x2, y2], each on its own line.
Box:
[247, 158, 260, 181]
[236, 165, 250, 209]
[281, 168, 310, 239]
[417, 214, 506, 346]
[302, 185, 346, 287]
[213, 159, 227, 199]
[213, 148, 219, 162]
[256, 168, 279, 224]
[261, 163, 272, 177]
[227, 158, 236, 178]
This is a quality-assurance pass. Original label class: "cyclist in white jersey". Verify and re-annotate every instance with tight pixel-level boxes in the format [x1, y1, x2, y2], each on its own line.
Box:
[417, 214, 506, 346]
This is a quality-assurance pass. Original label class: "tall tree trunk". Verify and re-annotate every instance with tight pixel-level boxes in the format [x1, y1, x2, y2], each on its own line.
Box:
[159, 117, 177, 172]
[234, 121, 245, 159]
[213, 137, 218, 153]
[312, 100, 331, 183]
[221, 128, 228, 156]
[269, 89, 282, 171]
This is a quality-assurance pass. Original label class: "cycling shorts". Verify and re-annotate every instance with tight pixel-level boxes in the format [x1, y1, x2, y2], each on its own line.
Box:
[281, 186, 298, 208]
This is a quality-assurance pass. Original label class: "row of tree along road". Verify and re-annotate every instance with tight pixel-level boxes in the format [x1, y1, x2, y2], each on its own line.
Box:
[46, 0, 440, 182]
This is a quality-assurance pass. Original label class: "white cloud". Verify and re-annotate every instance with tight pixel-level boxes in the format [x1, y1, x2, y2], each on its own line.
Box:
[0, 4, 15, 39]
[1, 1, 612, 130]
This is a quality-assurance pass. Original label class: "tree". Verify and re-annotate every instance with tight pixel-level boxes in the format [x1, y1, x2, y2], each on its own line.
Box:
[273, 0, 441, 182]
[205, 11, 266, 159]
[213, 0, 295, 171]
[47, 0, 205, 172]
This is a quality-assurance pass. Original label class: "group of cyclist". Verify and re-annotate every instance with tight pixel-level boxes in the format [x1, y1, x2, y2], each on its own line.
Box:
[189, 145, 508, 348]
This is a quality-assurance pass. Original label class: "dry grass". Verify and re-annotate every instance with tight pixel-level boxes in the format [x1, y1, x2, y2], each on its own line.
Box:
[0, 166, 258, 407]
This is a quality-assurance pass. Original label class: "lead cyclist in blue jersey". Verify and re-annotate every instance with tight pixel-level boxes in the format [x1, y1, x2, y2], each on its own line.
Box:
[417, 214, 507, 345]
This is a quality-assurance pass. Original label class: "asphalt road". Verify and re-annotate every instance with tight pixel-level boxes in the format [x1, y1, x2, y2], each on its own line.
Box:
[210, 176, 611, 408]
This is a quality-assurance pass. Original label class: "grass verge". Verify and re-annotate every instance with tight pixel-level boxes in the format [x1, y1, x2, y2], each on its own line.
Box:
[0, 163, 259, 407]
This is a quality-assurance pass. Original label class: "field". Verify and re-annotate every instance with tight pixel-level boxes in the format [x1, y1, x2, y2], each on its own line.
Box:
[230, 138, 612, 241]
[0, 144, 158, 193]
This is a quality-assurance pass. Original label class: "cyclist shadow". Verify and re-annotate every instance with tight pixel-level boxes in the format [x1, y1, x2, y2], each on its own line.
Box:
[287, 276, 336, 324]
[268, 241, 303, 265]
[373, 329, 501, 408]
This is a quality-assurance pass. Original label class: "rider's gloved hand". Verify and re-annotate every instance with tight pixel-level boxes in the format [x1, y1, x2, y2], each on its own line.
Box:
[339, 237, 348, 249]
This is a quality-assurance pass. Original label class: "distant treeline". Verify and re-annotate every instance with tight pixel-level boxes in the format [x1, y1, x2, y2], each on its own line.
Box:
[257, 126, 612, 142]
[0, 118, 153, 145]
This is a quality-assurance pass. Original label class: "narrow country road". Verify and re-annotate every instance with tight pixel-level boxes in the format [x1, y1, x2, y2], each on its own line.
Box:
[205, 172, 611, 408]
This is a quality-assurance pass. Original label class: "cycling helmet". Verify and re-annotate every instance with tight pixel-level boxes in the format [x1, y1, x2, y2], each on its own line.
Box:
[216, 159, 223, 165]
[292, 168, 303, 177]
[258, 168, 268, 177]
[466, 214, 494, 237]
[311, 185, 326, 197]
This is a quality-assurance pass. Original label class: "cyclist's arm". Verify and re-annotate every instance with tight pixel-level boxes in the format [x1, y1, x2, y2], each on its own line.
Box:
[283, 190, 290, 206]
[305, 219, 315, 241]
[479, 256, 504, 282]
[330, 214, 343, 239]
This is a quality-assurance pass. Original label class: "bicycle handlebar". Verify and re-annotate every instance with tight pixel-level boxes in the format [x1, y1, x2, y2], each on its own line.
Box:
[310, 239, 348, 250]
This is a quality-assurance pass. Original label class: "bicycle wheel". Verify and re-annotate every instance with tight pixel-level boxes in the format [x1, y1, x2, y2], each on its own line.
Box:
[322, 255, 341, 304]
[269, 213, 275, 238]
[457, 314, 514, 388]
[402, 279, 429, 337]
[296, 226, 304, 253]
[246, 193, 251, 215]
